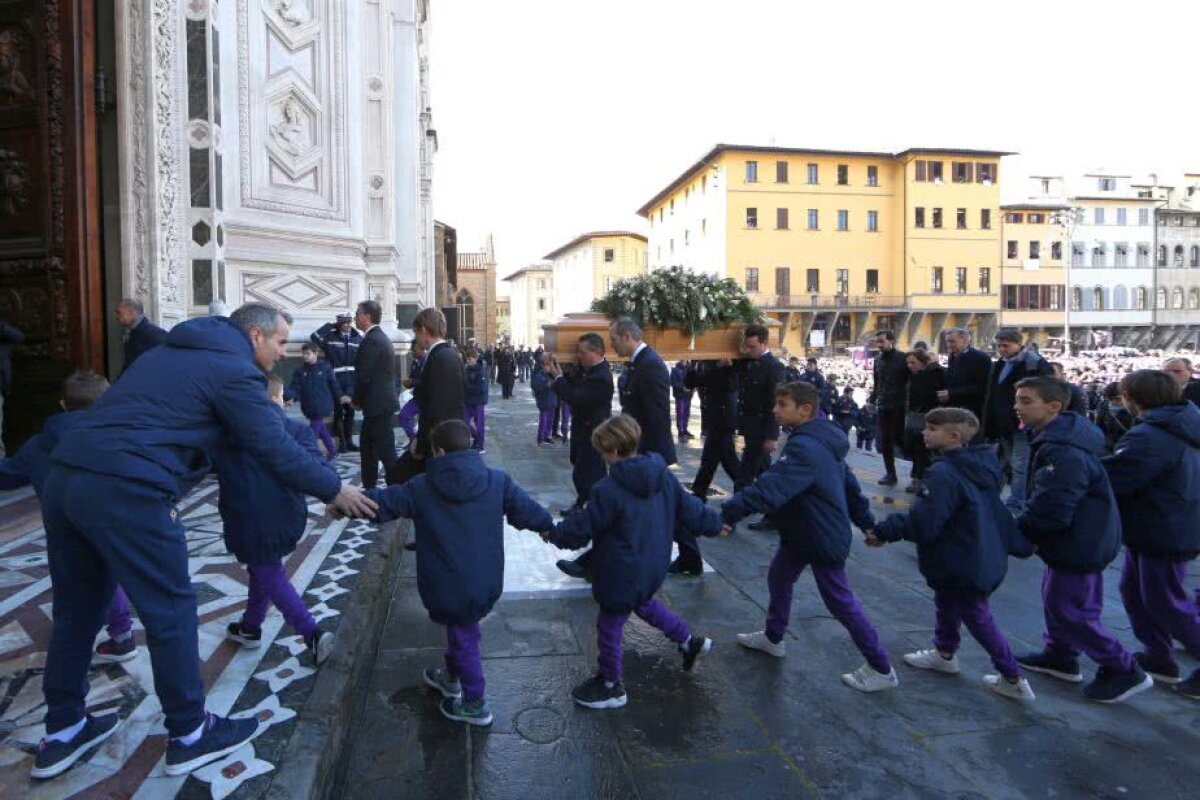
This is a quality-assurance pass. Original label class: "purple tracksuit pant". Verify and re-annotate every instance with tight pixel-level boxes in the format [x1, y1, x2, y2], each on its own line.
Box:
[675, 396, 692, 437]
[397, 398, 420, 439]
[464, 405, 486, 450]
[596, 598, 689, 683]
[932, 589, 1021, 679]
[1119, 549, 1200, 670]
[1041, 567, 1133, 672]
[444, 622, 485, 702]
[106, 587, 133, 640]
[309, 418, 338, 459]
[765, 545, 891, 675]
[538, 409, 555, 442]
[241, 562, 318, 641]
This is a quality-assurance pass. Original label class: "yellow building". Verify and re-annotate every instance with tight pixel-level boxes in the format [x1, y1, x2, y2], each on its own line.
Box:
[544, 231, 648, 315]
[998, 201, 1069, 346]
[637, 144, 1012, 352]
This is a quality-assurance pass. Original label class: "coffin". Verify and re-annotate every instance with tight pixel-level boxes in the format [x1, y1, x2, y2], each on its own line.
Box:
[542, 312, 776, 363]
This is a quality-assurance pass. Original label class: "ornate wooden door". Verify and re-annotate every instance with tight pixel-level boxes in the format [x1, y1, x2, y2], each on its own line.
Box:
[0, 0, 103, 447]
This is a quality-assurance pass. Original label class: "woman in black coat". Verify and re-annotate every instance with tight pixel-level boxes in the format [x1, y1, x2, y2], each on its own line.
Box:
[903, 350, 947, 491]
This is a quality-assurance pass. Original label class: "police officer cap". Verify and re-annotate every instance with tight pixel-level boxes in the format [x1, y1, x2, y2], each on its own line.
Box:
[336, 312, 353, 321]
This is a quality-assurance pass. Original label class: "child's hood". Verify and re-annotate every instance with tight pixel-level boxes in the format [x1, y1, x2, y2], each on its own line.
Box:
[1139, 402, 1200, 449]
[608, 453, 670, 498]
[425, 450, 492, 502]
[1036, 412, 1104, 455]
[39, 411, 85, 452]
[795, 418, 850, 461]
[941, 445, 1004, 490]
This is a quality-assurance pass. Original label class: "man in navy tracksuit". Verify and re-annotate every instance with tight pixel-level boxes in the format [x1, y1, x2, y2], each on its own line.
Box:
[33, 304, 374, 781]
[360, 420, 554, 725]
[1011, 376, 1152, 704]
[310, 312, 361, 451]
[1102, 370, 1200, 698]
[870, 407, 1035, 701]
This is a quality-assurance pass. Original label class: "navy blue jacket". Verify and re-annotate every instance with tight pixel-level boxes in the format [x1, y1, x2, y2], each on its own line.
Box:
[219, 404, 336, 564]
[553, 360, 613, 465]
[1018, 413, 1121, 574]
[367, 451, 554, 625]
[670, 362, 693, 401]
[722, 419, 875, 566]
[1102, 402, 1200, 561]
[685, 362, 737, 431]
[618, 346, 676, 465]
[547, 453, 721, 614]
[857, 405, 877, 434]
[287, 360, 342, 420]
[123, 316, 167, 373]
[51, 317, 342, 504]
[944, 347, 992, 421]
[736, 351, 785, 440]
[0, 412, 86, 495]
[875, 445, 1027, 595]
[531, 367, 558, 412]
[833, 397, 859, 429]
[310, 322, 362, 393]
[464, 362, 489, 407]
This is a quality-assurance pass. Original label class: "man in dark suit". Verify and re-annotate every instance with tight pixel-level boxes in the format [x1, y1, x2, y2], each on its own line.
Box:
[868, 329, 908, 486]
[939, 327, 991, 423]
[352, 300, 399, 489]
[115, 298, 166, 375]
[733, 323, 785, 531]
[686, 360, 740, 501]
[981, 328, 1052, 513]
[612, 318, 677, 464]
[389, 307, 465, 488]
[548, 333, 613, 510]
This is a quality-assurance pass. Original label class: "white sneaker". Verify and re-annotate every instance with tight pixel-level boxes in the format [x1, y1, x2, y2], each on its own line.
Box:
[984, 674, 1036, 701]
[903, 649, 960, 674]
[736, 631, 786, 658]
[841, 663, 900, 693]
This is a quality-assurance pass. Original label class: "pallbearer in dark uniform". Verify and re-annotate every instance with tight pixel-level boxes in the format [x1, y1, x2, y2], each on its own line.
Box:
[547, 333, 613, 511]
[733, 324, 785, 532]
[686, 360, 740, 501]
[310, 312, 362, 451]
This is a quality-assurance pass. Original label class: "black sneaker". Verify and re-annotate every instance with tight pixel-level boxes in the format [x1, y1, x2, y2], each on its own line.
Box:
[680, 636, 713, 672]
[1016, 650, 1083, 683]
[307, 629, 335, 666]
[226, 622, 262, 650]
[1174, 670, 1200, 700]
[571, 674, 627, 709]
[93, 636, 137, 664]
[878, 474, 898, 487]
[1083, 664, 1154, 704]
[164, 713, 259, 776]
[1134, 651, 1181, 685]
[31, 713, 122, 780]
[555, 559, 590, 580]
[667, 558, 703, 576]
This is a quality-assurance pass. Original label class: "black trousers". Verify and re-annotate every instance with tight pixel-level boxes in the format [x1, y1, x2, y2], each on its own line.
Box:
[571, 445, 606, 507]
[359, 413, 398, 490]
[691, 424, 739, 496]
[333, 401, 356, 446]
[876, 408, 905, 478]
[735, 428, 772, 492]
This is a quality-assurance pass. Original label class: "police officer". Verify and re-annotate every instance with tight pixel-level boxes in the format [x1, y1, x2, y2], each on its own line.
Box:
[732, 323, 785, 531]
[310, 312, 362, 452]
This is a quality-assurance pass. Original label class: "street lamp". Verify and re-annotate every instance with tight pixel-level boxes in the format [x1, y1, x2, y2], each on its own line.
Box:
[1051, 206, 1084, 355]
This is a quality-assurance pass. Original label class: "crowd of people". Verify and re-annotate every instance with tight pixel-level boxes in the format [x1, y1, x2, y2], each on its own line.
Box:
[0, 298, 1198, 783]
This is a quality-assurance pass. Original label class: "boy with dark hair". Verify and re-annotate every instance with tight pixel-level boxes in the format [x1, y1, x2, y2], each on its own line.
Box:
[462, 348, 488, 452]
[723, 381, 897, 693]
[1103, 370, 1200, 699]
[1011, 376, 1153, 703]
[868, 407, 1034, 701]
[0, 371, 137, 665]
[352, 419, 555, 725]
[286, 342, 343, 460]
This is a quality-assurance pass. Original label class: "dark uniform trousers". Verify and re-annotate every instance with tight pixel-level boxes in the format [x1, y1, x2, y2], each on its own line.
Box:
[359, 413, 398, 489]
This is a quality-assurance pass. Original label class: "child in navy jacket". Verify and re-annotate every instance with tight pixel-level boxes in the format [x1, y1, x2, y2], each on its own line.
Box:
[722, 381, 897, 693]
[1102, 370, 1200, 698]
[286, 343, 342, 460]
[856, 402, 877, 451]
[531, 354, 558, 444]
[360, 419, 554, 726]
[397, 340, 426, 442]
[543, 414, 722, 710]
[462, 348, 489, 452]
[1012, 377, 1152, 704]
[869, 408, 1035, 701]
[223, 376, 339, 665]
[0, 371, 138, 665]
[834, 387, 859, 436]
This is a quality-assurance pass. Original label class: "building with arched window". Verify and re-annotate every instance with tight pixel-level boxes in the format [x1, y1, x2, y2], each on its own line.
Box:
[454, 236, 499, 346]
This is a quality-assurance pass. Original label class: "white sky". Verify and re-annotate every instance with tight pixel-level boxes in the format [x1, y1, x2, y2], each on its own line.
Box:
[430, 0, 1199, 291]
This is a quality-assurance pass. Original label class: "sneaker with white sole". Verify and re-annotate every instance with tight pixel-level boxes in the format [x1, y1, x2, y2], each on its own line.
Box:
[32, 714, 123, 780]
[841, 663, 900, 693]
[423, 667, 463, 699]
[1133, 652, 1181, 685]
[1015, 650, 1083, 683]
[983, 674, 1036, 700]
[439, 697, 493, 727]
[93, 636, 137, 664]
[571, 674, 628, 709]
[1083, 664, 1154, 704]
[736, 631, 785, 658]
[164, 714, 259, 776]
[679, 636, 713, 672]
[307, 629, 335, 666]
[902, 649, 960, 674]
[226, 622, 262, 649]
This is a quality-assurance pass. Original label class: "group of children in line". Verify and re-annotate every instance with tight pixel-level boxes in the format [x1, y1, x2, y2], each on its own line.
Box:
[339, 367, 1198, 726]
[530, 352, 572, 445]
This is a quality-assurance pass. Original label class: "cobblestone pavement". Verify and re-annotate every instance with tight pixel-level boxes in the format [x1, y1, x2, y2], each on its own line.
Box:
[0, 443, 386, 800]
[337, 381, 1200, 800]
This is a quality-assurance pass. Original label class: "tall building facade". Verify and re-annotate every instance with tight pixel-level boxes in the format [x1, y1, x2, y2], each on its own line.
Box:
[638, 144, 1009, 352]
[503, 264, 554, 347]
[998, 194, 1070, 344]
[0, 0, 438, 444]
[1153, 173, 1200, 349]
[545, 231, 647, 315]
[454, 237, 498, 346]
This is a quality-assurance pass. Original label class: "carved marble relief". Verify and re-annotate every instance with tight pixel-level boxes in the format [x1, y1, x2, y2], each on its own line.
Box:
[242, 271, 351, 311]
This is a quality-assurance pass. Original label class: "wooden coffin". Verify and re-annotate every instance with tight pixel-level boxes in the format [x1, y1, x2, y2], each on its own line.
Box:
[542, 312, 773, 363]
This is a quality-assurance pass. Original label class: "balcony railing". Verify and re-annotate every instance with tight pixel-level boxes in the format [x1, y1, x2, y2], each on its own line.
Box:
[748, 293, 909, 310]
